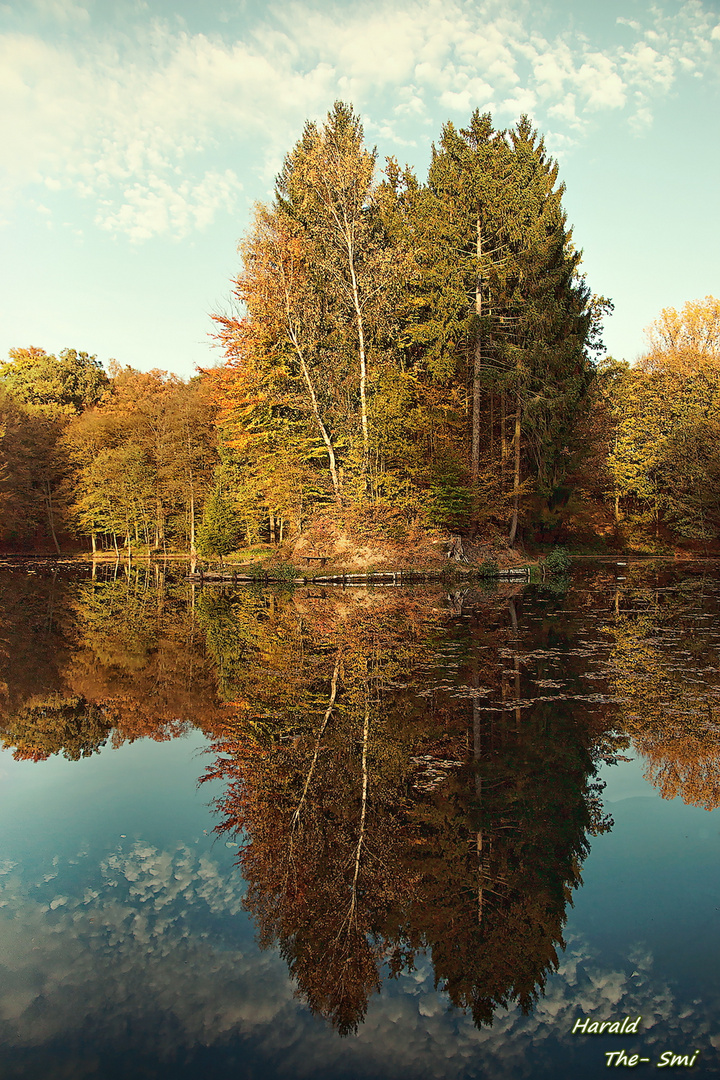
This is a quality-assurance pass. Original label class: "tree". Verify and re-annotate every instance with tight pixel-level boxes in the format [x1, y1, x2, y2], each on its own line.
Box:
[642, 295, 720, 375]
[0, 385, 45, 545]
[409, 112, 600, 544]
[196, 479, 242, 560]
[0, 347, 111, 551]
[62, 367, 218, 553]
[275, 101, 388, 477]
[214, 205, 343, 504]
[420, 112, 510, 480]
[604, 298, 720, 542]
[0, 695, 112, 761]
[499, 117, 598, 545]
[211, 104, 605, 548]
[70, 444, 156, 554]
[199, 586, 610, 1033]
[214, 101, 407, 530]
[0, 347, 108, 415]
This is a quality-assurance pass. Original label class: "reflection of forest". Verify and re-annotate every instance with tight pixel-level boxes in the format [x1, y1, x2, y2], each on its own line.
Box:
[0, 566, 224, 758]
[201, 583, 616, 1034]
[4, 566, 720, 1031]
[605, 573, 720, 810]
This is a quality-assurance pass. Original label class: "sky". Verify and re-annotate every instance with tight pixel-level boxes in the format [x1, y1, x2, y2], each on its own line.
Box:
[1, 0, 718, 379]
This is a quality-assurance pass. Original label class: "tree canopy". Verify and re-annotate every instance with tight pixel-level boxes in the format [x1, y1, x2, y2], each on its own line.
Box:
[1, 102, 718, 556]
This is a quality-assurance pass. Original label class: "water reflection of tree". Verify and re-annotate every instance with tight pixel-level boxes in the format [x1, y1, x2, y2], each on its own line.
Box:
[0, 567, 225, 758]
[203, 586, 611, 1034]
[2, 694, 112, 760]
[606, 578, 720, 809]
[0, 568, 73, 714]
[0, 567, 621, 1033]
[65, 570, 221, 742]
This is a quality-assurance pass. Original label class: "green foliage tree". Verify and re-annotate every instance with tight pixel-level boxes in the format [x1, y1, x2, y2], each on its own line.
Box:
[604, 298, 720, 543]
[399, 111, 601, 543]
[1, 105, 620, 556]
[0, 347, 108, 415]
[0, 695, 112, 761]
[196, 480, 242, 560]
[0, 347, 111, 551]
[213, 101, 422, 539]
[62, 367, 217, 553]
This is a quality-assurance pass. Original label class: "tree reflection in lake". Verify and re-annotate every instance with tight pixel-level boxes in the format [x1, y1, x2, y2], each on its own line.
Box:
[200, 584, 615, 1034]
[605, 571, 720, 809]
[3, 562, 720, 1047]
[0, 565, 225, 758]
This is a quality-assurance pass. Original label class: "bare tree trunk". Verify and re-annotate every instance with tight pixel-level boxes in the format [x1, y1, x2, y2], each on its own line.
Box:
[501, 391, 507, 470]
[348, 701, 370, 927]
[346, 233, 370, 473]
[286, 321, 342, 501]
[189, 477, 196, 556]
[489, 390, 495, 457]
[43, 479, 61, 555]
[91, 531, 97, 555]
[471, 213, 483, 481]
[473, 665, 485, 925]
[509, 599, 522, 728]
[155, 497, 164, 549]
[291, 655, 340, 832]
[508, 395, 521, 547]
[185, 412, 197, 557]
[655, 481, 660, 539]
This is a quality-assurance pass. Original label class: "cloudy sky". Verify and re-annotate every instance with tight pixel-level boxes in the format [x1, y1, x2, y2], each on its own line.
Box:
[1, 0, 718, 378]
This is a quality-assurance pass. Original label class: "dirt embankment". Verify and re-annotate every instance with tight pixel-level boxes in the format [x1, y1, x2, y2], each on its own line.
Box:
[281, 520, 533, 574]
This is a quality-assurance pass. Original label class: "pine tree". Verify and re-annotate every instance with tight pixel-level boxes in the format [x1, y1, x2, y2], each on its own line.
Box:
[411, 112, 600, 544]
[502, 116, 597, 544]
[196, 481, 242, 561]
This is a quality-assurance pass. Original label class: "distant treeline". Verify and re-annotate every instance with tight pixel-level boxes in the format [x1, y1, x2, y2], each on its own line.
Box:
[1, 102, 719, 554]
[0, 349, 216, 554]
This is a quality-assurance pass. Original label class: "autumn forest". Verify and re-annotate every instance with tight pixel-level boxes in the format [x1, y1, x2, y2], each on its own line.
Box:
[2, 102, 719, 559]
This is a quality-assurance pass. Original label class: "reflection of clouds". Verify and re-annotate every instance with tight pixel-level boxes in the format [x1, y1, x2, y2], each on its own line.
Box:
[0, 840, 285, 1053]
[357, 940, 707, 1080]
[0, 844, 717, 1078]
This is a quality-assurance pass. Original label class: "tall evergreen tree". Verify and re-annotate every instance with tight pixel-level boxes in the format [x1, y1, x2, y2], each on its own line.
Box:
[410, 112, 600, 543]
[502, 117, 597, 544]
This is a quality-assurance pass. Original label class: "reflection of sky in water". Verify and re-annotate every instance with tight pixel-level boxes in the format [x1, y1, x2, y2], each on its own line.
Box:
[2, 735, 720, 1079]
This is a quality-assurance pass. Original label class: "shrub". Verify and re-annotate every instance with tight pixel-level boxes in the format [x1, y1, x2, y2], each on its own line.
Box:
[478, 558, 498, 578]
[544, 546, 571, 575]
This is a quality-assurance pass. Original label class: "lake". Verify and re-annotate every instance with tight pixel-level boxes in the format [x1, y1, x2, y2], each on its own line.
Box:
[1, 561, 720, 1078]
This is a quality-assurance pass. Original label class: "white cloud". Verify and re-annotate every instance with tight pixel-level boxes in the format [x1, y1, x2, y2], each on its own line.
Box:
[575, 53, 627, 110]
[0, 0, 717, 240]
[621, 42, 674, 93]
[532, 42, 576, 101]
[30, 0, 91, 23]
[547, 92, 579, 127]
[97, 169, 242, 242]
[497, 87, 539, 117]
[393, 88, 427, 118]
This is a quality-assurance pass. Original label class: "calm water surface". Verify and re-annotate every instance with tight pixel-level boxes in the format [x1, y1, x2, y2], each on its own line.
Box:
[1, 562, 720, 1078]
